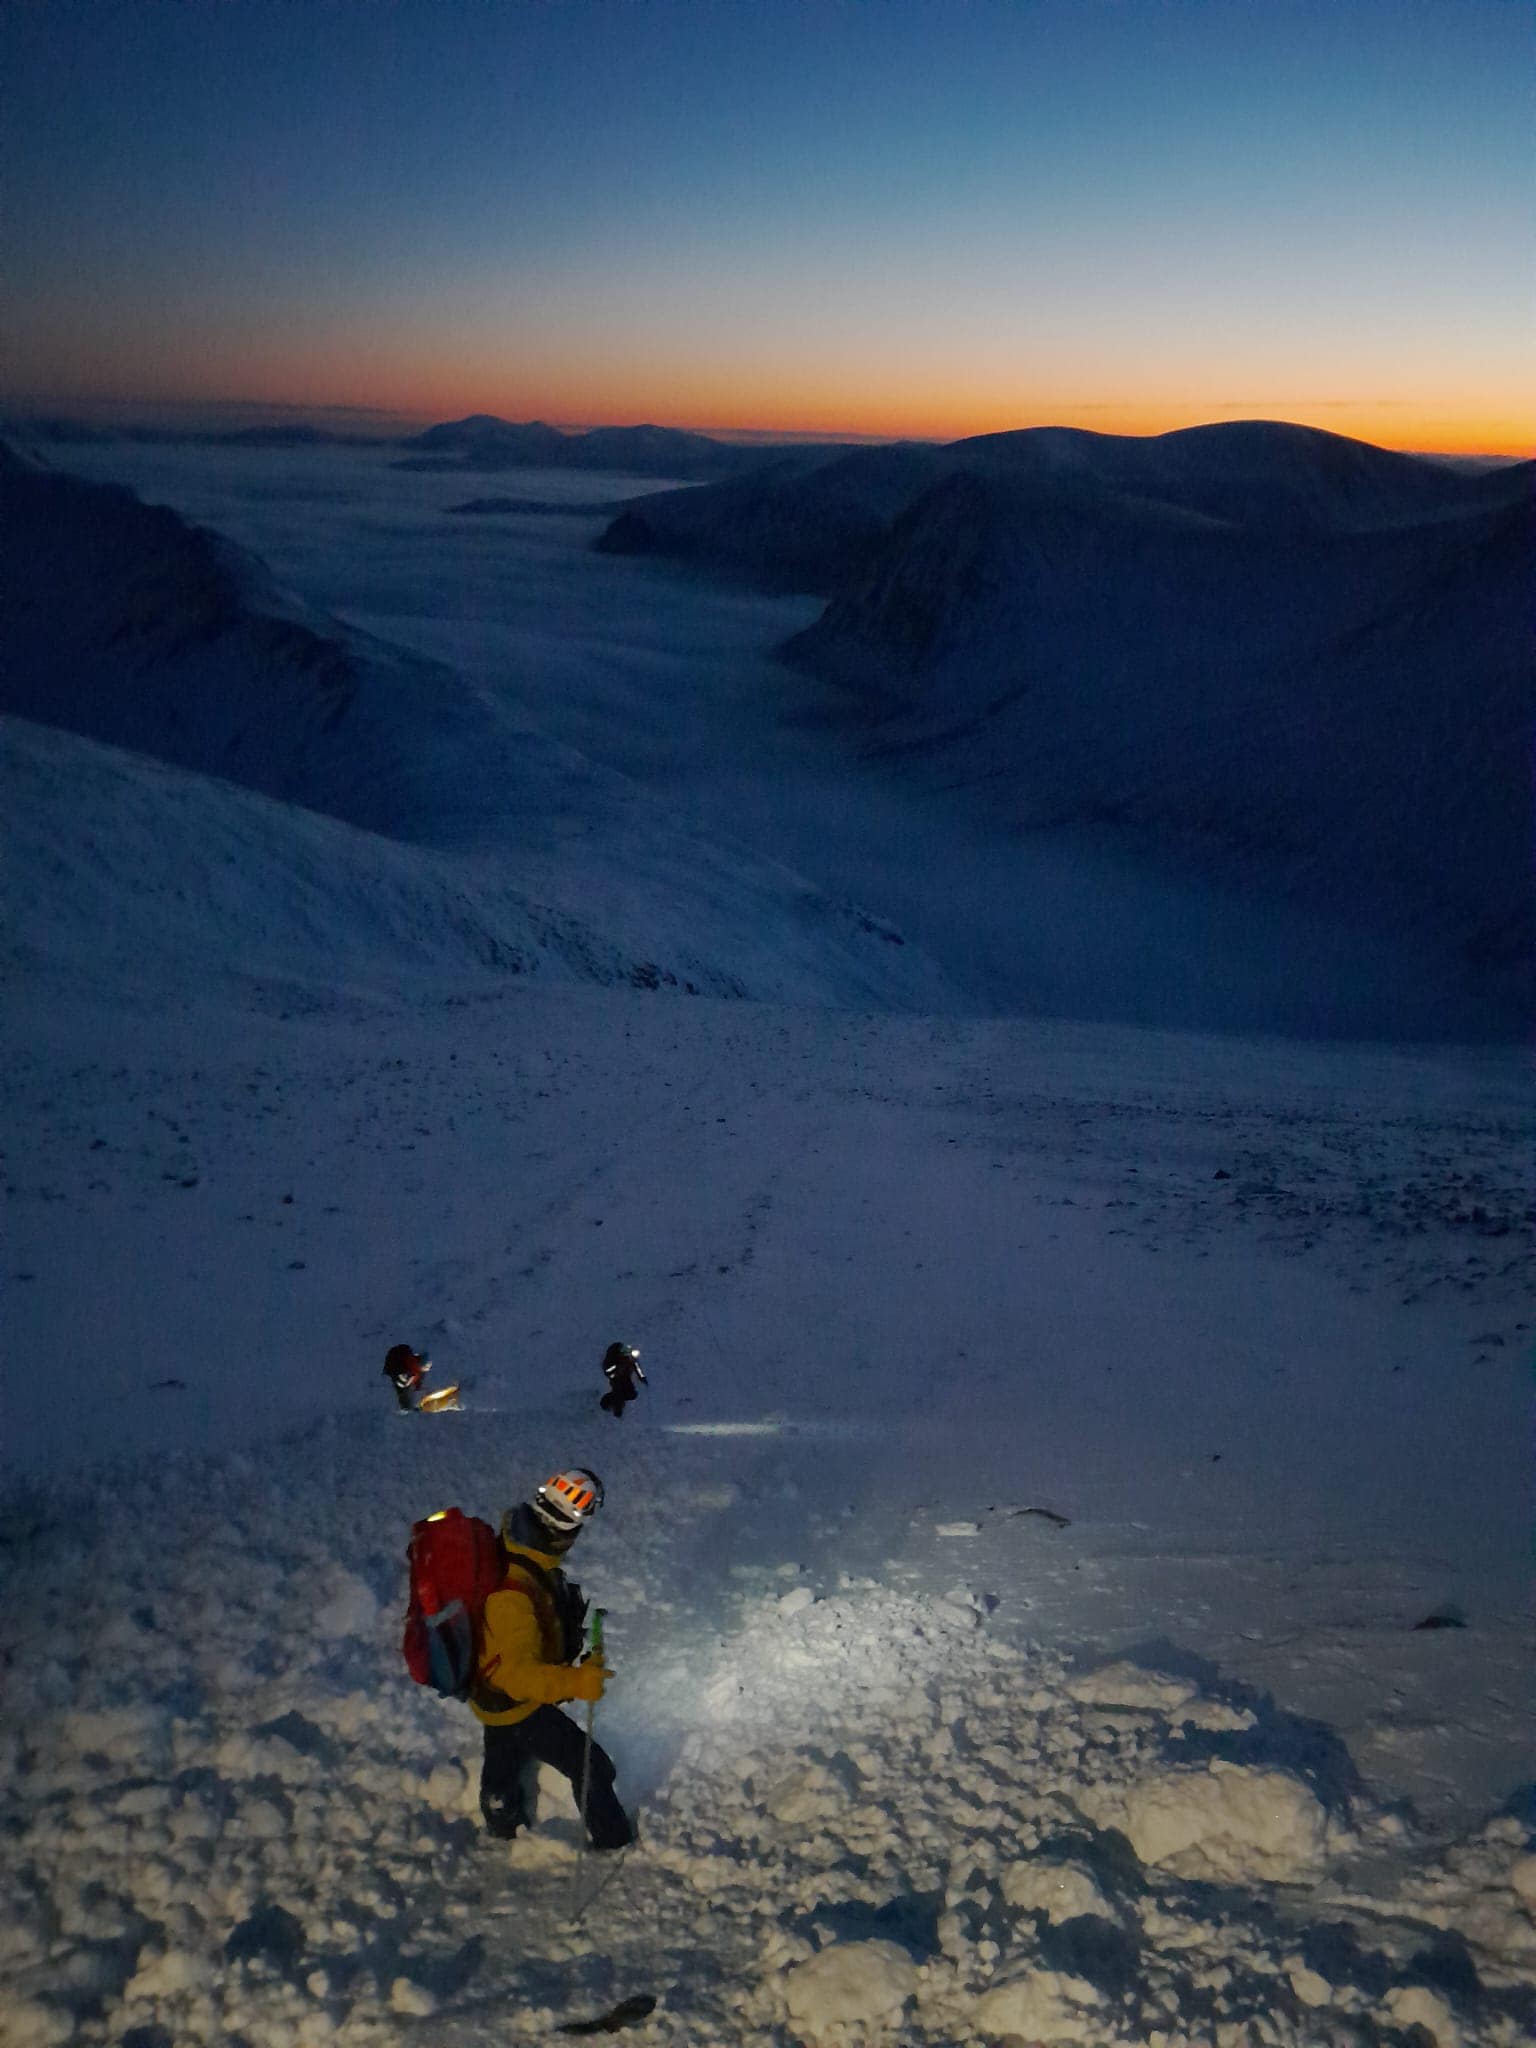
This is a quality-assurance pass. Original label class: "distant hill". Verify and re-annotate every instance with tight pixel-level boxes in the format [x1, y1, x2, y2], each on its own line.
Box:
[595, 419, 1530, 590]
[597, 444, 950, 590]
[395, 413, 855, 482]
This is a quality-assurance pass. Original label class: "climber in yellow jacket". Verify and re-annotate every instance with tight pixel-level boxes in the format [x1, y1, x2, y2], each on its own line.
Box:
[472, 1467, 634, 1850]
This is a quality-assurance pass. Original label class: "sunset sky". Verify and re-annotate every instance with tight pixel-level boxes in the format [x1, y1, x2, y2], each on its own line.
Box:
[3, 0, 1530, 453]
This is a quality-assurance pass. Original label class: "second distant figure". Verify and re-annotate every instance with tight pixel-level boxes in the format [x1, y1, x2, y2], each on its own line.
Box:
[598, 1341, 646, 1419]
[384, 1342, 431, 1412]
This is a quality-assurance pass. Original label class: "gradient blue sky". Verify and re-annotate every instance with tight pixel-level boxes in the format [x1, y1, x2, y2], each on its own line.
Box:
[2, 0, 1530, 449]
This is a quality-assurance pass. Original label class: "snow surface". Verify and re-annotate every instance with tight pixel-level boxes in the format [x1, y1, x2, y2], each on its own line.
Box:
[1, 436, 1532, 2047]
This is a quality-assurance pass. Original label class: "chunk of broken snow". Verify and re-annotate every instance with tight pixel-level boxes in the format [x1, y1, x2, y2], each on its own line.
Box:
[1181, 1697, 1257, 1733]
[1002, 1859, 1121, 1925]
[1382, 1984, 1461, 2046]
[1288, 1964, 1332, 2007]
[314, 1569, 379, 1637]
[935, 1520, 980, 1538]
[390, 1977, 438, 2017]
[765, 1762, 848, 1826]
[243, 1798, 288, 1840]
[783, 1939, 916, 2033]
[1066, 1662, 1197, 1714]
[2, 1999, 75, 2048]
[776, 1586, 816, 1617]
[426, 1760, 469, 1812]
[1510, 1853, 1536, 1904]
[58, 1703, 171, 1769]
[1085, 1759, 1329, 1885]
[972, 1965, 1104, 2043]
[124, 1945, 215, 1999]
[939, 1588, 983, 1628]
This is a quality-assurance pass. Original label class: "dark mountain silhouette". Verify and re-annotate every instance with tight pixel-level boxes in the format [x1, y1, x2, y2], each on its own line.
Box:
[595, 419, 1529, 589]
[395, 413, 815, 480]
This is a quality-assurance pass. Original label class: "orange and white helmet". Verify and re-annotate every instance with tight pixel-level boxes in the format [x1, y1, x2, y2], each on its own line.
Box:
[532, 1467, 604, 1533]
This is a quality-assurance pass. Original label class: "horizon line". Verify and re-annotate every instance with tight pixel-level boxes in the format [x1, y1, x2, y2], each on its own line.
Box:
[0, 391, 1529, 462]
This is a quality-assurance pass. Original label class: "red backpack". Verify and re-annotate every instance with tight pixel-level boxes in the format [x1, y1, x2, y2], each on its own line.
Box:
[402, 1508, 504, 1699]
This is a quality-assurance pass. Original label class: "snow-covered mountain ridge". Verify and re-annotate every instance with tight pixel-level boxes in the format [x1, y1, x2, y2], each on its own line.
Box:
[594, 421, 1534, 1010]
[594, 419, 1531, 591]
[784, 468, 1534, 974]
[0, 443, 954, 1010]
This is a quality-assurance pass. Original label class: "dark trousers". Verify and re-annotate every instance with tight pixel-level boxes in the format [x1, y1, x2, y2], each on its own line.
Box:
[480, 1708, 632, 1849]
[393, 1383, 415, 1411]
[599, 1385, 635, 1417]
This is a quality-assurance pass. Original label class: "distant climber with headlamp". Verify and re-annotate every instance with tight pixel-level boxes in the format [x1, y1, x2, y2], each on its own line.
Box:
[598, 1340, 646, 1418]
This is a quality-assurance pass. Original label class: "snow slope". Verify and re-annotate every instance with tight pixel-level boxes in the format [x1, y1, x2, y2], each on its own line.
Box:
[3, 982, 1532, 2047]
[0, 446, 952, 1012]
[784, 469, 1535, 981]
[2, 434, 1532, 2048]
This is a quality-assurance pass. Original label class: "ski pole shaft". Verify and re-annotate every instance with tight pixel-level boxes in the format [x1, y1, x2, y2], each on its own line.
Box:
[576, 1609, 606, 1837]
[569, 1609, 607, 1915]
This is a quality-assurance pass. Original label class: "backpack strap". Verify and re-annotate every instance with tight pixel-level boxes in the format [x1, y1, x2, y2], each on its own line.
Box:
[500, 1557, 563, 1658]
[469, 1555, 579, 1715]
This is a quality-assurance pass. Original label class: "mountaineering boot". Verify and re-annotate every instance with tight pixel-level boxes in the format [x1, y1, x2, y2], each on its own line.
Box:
[480, 1786, 524, 1840]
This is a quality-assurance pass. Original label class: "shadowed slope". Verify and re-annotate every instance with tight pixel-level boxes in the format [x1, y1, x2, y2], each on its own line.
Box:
[784, 464, 1535, 978]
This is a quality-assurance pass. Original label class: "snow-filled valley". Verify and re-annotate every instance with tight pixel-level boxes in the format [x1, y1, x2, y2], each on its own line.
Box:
[1, 431, 1532, 2048]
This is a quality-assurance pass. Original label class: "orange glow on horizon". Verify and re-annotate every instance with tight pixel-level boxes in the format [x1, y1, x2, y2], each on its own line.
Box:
[187, 334, 1529, 456]
[388, 391, 1535, 459]
[13, 365, 1533, 460]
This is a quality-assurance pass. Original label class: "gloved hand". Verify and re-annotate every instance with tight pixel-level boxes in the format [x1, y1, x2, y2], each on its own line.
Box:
[567, 1659, 609, 1703]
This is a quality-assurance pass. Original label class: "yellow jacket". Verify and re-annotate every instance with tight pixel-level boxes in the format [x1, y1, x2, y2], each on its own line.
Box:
[470, 1537, 587, 1726]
